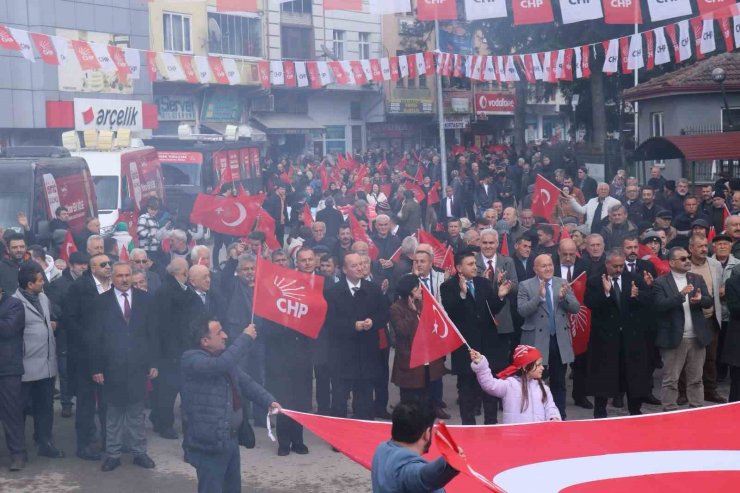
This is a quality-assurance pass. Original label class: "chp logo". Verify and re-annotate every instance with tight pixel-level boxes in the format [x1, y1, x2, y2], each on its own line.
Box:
[272, 276, 310, 319]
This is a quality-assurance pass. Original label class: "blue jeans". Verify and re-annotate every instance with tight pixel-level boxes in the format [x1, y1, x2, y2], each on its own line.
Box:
[188, 438, 241, 493]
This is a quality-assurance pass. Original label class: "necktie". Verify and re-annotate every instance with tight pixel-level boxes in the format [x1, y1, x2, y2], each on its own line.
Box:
[592, 200, 604, 233]
[487, 260, 495, 281]
[612, 278, 622, 309]
[351, 286, 359, 296]
[545, 282, 556, 335]
[122, 291, 131, 323]
[466, 280, 475, 298]
[567, 266, 573, 283]
[422, 277, 432, 296]
[628, 262, 635, 273]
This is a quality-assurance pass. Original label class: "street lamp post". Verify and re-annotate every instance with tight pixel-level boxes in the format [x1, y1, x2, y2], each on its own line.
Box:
[712, 67, 734, 130]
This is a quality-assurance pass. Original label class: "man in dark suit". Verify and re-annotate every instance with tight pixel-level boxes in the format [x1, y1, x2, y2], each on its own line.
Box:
[91, 262, 158, 471]
[188, 264, 222, 320]
[653, 247, 714, 411]
[441, 251, 511, 425]
[438, 186, 462, 223]
[475, 175, 497, 215]
[262, 182, 289, 247]
[576, 166, 598, 201]
[552, 238, 592, 409]
[512, 235, 535, 282]
[584, 249, 652, 418]
[316, 197, 345, 240]
[325, 253, 390, 420]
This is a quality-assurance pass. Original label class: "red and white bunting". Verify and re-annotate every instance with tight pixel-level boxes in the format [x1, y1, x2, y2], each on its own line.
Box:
[531, 52, 544, 80]
[542, 51, 556, 83]
[561, 49, 573, 81]
[619, 37, 632, 74]
[90, 42, 117, 72]
[360, 59, 374, 81]
[194, 55, 213, 83]
[389, 56, 400, 80]
[677, 20, 693, 62]
[664, 24, 681, 62]
[379, 57, 391, 81]
[645, 30, 655, 70]
[603, 0, 643, 24]
[295, 61, 309, 87]
[505, 55, 520, 82]
[0, 25, 20, 52]
[306, 61, 321, 88]
[370, 58, 383, 81]
[602, 38, 619, 74]
[627, 33, 644, 71]
[179, 55, 199, 83]
[270, 60, 285, 85]
[581, 45, 591, 77]
[719, 16, 734, 51]
[414, 52, 427, 77]
[520, 54, 536, 82]
[559, 0, 603, 24]
[160, 52, 185, 81]
[453, 54, 463, 77]
[691, 18, 716, 58]
[71, 39, 101, 71]
[350, 60, 367, 85]
[646, 0, 692, 22]
[145, 51, 158, 80]
[484, 55, 497, 81]
[340, 60, 355, 84]
[52, 36, 70, 65]
[208, 56, 230, 84]
[398, 55, 409, 78]
[406, 54, 417, 79]
[30, 32, 60, 65]
[222, 58, 240, 85]
[317, 61, 333, 86]
[257, 60, 270, 88]
[284, 60, 297, 87]
[108, 46, 131, 77]
[8, 28, 34, 62]
[470, 55, 484, 81]
[424, 51, 435, 75]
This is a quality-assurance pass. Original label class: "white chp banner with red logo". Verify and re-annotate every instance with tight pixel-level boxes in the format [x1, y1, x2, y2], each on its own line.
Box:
[73, 98, 143, 131]
[475, 93, 516, 115]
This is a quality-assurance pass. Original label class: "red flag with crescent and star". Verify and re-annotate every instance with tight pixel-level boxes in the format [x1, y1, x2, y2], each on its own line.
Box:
[59, 230, 77, 262]
[531, 174, 561, 220]
[568, 271, 591, 356]
[410, 285, 467, 368]
[189, 193, 264, 236]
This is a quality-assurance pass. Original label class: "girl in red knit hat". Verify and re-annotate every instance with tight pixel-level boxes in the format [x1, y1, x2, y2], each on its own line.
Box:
[469, 345, 562, 424]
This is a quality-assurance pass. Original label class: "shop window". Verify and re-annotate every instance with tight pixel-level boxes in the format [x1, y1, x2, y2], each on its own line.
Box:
[208, 12, 262, 58]
[325, 126, 346, 154]
[163, 12, 192, 53]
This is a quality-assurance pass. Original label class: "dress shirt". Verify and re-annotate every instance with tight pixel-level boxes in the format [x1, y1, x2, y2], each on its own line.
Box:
[671, 271, 694, 338]
[114, 288, 132, 314]
[347, 278, 362, 295]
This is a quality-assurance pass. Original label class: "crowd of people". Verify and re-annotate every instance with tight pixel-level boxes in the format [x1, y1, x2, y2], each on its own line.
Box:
[2, 143, 740, 492]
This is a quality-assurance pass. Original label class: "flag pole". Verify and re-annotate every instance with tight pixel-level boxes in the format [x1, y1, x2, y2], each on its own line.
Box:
[434, 19, 448, 191]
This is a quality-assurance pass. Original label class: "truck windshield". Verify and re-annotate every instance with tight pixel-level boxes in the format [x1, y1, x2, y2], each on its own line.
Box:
[0, 192, 31, 229]
[161, 162, 202, 187]
[93, 176, 119, 211]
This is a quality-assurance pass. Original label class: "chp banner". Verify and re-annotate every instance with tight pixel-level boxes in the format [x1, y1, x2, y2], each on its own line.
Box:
[283, 403, 740, 493]
[252, 257, 328, 339]
[568, 272, 591, 356]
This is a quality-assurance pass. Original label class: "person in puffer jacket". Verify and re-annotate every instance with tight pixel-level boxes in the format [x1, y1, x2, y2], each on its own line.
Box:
[470, 345, 561, 424]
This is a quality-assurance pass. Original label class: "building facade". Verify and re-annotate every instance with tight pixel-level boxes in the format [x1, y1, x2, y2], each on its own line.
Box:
[0, 0, 154, 147]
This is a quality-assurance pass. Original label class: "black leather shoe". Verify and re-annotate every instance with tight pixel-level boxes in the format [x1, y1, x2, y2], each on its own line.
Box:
[133, 454, 155, 469]
[277, 446, 290, 456]
[9, 454, 26, 471]
[101, 457, 121, 472]
[643, 394, 661, 406]
[574, 398, 594, 409]
[76, 446, 101, 461]
[435, 407, 451, 420]
[611, 395, 624, 408]
[677, 394, 688, 406]
[37, 442, 65, 458]
[158, 428, 179, 440]
[291, 443, 309, 455]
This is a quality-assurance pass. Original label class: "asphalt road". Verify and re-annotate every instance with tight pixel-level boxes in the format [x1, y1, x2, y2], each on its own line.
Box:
[0, 360, 730, 492]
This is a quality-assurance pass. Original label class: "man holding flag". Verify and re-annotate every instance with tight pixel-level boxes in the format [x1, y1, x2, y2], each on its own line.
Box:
[440, 251, 513, 425]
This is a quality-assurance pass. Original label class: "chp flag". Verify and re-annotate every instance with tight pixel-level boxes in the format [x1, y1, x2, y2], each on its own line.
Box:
[409, 285, 467, 368]
[252, 257, 328, 339]
[531, 174, 561, 220]
[568, 272, 591, 356]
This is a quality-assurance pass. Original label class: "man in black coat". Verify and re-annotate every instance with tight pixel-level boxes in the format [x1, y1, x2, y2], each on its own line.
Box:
[653, 247, 714, 411]
[91, 262, 158, 472]
[325, 253, 389, 420]
[438, 186, 463, 223]
[262, 183, 289, 247]
[188, 264, 223, 321]
[0, 233, 26, 296]
[264, 247, 316, 456]
[63, 253, 112, 461]
[0, 287, 26, 471]
[150, 258, 198, 439]
[440, 251, 511, 425]
[315, 197, 344, 239]
[584, 249, 652, 418]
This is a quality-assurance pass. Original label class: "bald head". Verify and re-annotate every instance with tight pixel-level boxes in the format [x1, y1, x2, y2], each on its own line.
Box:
[533, 254, 554, 281]
[189, 264, 211, 292]
[558, 239, 578, 267]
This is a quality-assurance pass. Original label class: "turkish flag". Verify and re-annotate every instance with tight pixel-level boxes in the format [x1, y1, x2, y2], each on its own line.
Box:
[59, 230, 77, 262]
[282, 403, 740, 493]
[189, 193, 263, 236]
[302, 202, 314, 227]
[512, 0, 554, 25]
[435, 422, 503, 492]
[253, 258, 327, 339]
[216, 0, 257, 12]
[254, 209, 281, 250]
[416, 0, 458, 20]
[568, 272, 591, 356]
[531, 174, 560, 220]
[638, 243, 671, 276]
[410, 286, 466, 368]
[427, 181, 441, 205]
[349, 213, 379, 260]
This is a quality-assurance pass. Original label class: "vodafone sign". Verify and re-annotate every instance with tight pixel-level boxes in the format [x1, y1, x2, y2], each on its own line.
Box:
[475, 93, 516, 115]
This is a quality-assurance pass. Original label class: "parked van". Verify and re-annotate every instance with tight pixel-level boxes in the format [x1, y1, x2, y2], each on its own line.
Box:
[143, 138, 262, 221]
[70, 147, 165, 234]
[0, 146, 98, 238]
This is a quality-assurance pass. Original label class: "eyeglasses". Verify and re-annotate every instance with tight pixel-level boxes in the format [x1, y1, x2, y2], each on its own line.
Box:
[97, 261, 111, 268]
[132, 259, 149, 264]
[672, 256, 690, 262]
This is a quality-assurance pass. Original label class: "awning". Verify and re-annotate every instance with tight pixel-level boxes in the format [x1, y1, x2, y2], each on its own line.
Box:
[251, 113, 325, 135]
[633, 133, 740, 161]
[200, 122, 267, 142]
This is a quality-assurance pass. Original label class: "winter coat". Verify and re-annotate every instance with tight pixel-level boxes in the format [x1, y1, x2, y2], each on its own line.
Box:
[0, 293, 25, 377]
[471, 356, 560, 424]
[389, 301, 445, 390]
[13, 290, 57, 382]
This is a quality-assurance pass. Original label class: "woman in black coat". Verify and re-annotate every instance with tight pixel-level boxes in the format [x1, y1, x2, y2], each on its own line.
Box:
[722, 274, 740, 402]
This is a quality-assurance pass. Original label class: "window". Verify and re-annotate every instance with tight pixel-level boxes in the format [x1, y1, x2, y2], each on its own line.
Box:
[351, 125, 362, 152]
[350, 102, 362, 120]
[208, 12, 262, 57]
[163, 12, 192, 53]
[92, 176, 119, 211]
[332, 30, 345, 60]
[359, 32, 370, 59]
[282, 26, 313, 60]
[419, 74, 427, 88]
[325, 126, 346, 154]
[281, 0, 312, 14]
[651, 112, 663, 137]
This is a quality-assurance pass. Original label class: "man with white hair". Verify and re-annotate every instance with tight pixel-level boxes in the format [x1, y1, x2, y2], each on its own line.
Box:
[130, 249, 161, 293]
[167, 229, 190, 264]
[86, 235, 104, 257]
[373, 214, 402, 280]
[567, 182, 621, 233]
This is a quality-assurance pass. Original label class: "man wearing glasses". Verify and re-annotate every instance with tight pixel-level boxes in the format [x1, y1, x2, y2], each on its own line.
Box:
[130, 249, 161, 293]
[63, 253, 113, 461]
[653, 246, 714, 411]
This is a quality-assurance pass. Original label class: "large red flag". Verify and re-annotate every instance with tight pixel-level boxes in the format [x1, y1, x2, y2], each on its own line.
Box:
[638, 243, 670, 276]
[531, 174, 560, 220]
[404, 182, 426, 203]
[410, 286, 467, 368]
[59, 230, 77, 262]
[568, 272, 591, 356]
[427, 181, 441, 205]
[189, 193, 263, 236]
[253, 257, 327, 339]
[254, 209, 281, 250]
[302, 202, 314, 227]
[416, 0, 458, 20]
[283, 403, 740, 493]
[435, 422, 504, 492]
[348, 213, 379, 260]
[417, 229, 450, 269]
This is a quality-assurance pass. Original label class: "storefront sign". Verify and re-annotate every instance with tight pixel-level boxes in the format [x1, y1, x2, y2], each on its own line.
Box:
[475, 92, 516, 115]
[367, 123, 418, 138]
[389, 99, 433, 114]
[443, 115, 470, 129]
[73, 98, 143, 131]
[443, 91, 471, 114]
[156, 151, 203, 165]
[201, 88, 242, 122]
[155, 95, 196, 121]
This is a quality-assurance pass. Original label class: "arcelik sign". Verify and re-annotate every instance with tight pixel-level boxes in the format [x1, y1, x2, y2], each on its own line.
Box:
[73, 98, 143, 131]
[475, 93, 516, 115]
